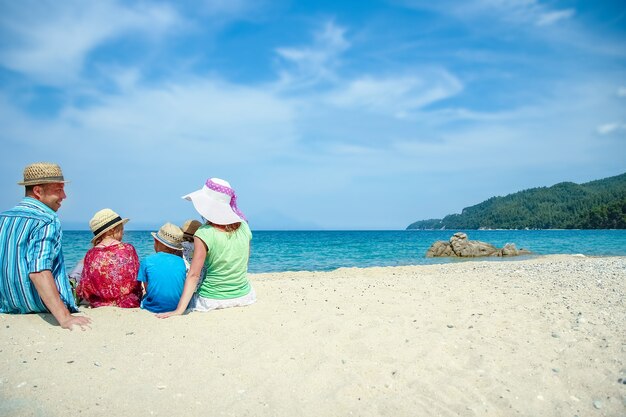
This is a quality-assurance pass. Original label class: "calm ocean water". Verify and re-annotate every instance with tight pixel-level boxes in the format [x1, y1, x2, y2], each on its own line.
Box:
[62, 230, 626, 273]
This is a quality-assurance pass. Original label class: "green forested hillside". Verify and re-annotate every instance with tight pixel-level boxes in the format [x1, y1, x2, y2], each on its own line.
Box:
[407, 173, 626, 230]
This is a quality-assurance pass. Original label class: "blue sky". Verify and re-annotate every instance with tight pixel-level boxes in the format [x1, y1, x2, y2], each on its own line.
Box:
[0, 0, 625, 230]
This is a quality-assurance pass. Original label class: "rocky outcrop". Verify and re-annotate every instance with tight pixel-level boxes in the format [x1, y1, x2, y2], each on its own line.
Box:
[426, 232, 532, 258]
[426, 241, 455, 257]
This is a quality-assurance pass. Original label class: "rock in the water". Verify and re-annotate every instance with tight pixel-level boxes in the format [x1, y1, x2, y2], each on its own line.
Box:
[502, 242, 532, 256]
[425, 232, 532, 258]
[425, 240, 454, 257]
[501, 243, 517, 256]
[449, 232, 500, 257]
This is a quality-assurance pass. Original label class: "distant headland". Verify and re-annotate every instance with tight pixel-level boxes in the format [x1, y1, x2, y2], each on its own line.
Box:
[407, 172, 626, 230]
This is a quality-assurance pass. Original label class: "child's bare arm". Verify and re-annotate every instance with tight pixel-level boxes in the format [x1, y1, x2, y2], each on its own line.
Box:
[156, 237, 206, 318]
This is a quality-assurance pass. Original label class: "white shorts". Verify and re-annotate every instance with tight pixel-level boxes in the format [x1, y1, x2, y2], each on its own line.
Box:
[188, 287, 256, 312]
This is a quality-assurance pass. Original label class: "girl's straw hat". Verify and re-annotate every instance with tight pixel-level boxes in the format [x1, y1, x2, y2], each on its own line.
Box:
[181, 219, 202, 239]
[18, 162, 69, 186]
[152, 223, 184, 251]
[89, 208, 129, 243]
[182, 178, 246, 225]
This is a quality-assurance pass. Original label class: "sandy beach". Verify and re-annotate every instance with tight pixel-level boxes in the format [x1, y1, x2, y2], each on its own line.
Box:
[1, 255, 624, 417]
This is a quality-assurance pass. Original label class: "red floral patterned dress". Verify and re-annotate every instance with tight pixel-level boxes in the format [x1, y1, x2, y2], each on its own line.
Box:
[77, 242, 142, 308]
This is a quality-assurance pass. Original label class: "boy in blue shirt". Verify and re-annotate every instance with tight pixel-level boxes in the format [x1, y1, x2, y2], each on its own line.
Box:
[138, 223, 187, 313]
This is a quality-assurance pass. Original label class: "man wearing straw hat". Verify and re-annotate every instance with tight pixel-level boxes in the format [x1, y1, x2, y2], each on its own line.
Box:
[0, 163, 91, 330]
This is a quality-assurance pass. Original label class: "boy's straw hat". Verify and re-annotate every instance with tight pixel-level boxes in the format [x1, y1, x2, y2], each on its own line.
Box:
[18, 162, 69, 186]
[89, 208, 129, 243]
[152, 223, 184, 251]
[182, 178, 246, 225]
[181, 219, 202, 239]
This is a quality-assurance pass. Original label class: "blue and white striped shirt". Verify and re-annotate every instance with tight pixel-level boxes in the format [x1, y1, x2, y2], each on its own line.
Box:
[0, 197, 77, 314]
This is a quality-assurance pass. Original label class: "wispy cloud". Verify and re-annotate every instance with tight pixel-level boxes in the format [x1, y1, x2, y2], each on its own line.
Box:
[536, 9, 575, 26]
[0, 0, 182, 85]
[401, 0, 575, 27]
[488, 0, 575, 27]
[59, 78, 297, 156]
[275, 21, 462, 118]
[324, 71, 462, 117]
[275, 21, 349, 88]
[597, 122, 626, 135]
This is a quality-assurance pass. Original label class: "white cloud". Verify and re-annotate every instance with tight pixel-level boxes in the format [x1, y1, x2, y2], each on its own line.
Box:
[536, 9, 575, 26]
[401, 0, 575, 27]
[425, 107, 520, 123]
[275, 22, 463, 119]
[618, 87, 626, 97]
[596, 123, 626, 135]
[0, 0, 182, 85]
[0, 75, 298, 169]
[275, 21, 349, 88]
[59, 78, 297, 155]
[488, 0, 575, 26]
[324, 71, 462, 117]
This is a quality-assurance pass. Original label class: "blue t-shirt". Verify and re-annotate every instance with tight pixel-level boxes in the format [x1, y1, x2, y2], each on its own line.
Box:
[137, 252, 186, 313]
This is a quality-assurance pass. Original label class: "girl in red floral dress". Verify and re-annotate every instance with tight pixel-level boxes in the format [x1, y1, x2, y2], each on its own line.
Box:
[76, 209, 142, 308]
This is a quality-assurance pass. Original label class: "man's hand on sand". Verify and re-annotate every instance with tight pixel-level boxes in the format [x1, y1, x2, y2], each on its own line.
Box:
[59, 315, 91, 331]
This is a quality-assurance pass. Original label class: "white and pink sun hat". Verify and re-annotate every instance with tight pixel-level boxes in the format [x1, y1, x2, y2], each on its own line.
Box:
[182, 178, 247, 225]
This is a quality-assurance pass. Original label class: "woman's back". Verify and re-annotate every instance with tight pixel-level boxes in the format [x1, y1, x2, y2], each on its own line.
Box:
[156, 177, 255, 318]
[195, 222, 251, 300]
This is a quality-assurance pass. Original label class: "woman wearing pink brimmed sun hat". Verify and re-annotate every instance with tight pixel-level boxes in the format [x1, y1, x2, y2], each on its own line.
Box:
[157, 178, 255, 318]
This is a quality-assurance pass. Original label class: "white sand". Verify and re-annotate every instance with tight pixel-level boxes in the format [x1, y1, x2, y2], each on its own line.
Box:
[1, 255, 624, 417]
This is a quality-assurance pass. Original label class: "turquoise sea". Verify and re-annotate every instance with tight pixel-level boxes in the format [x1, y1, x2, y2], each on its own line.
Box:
[62, 230, 626, 273]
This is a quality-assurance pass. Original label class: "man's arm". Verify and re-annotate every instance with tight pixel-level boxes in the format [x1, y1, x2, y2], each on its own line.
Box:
[29, 270, 91, 330]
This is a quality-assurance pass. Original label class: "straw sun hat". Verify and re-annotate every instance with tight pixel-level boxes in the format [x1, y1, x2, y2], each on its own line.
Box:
[18, 162, 69, 186]
[89, 208, 129, 243]
[152, 223, 184, 251]
[181, 219, 202, 239]
[182, 178, 246, 225]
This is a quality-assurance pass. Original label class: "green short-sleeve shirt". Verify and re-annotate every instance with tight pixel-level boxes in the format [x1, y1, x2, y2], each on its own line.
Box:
[194, 222, 252, 300]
